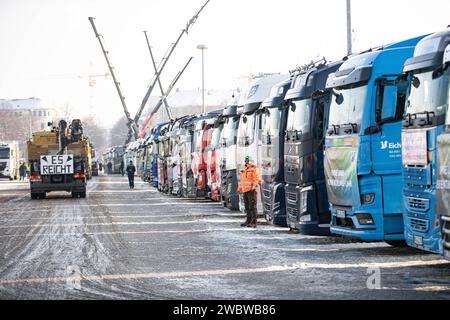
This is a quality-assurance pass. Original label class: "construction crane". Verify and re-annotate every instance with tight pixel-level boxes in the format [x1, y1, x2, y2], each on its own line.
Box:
[132, 0, 211, 137]
[89, 0, 210, 144]
[88, 16, 138, 143]
[143, 31, 173, 121]
[139, 57, 194, 138]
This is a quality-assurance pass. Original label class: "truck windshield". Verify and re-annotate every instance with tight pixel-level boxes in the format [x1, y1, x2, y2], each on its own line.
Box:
[193, 129, 203, 152]
[328, 84, 368, 129]
[210, 127, 223, 150]
[262, 108, 282, 137]
[0, 148, 9, 159]
[222, 117, 239, 147]
[238, 113, 256, 146]
[287, 98, 312, 133]
[406, 69, 450, 117]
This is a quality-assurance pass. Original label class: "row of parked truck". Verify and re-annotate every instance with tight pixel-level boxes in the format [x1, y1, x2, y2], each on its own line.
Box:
[107, 27, 450, 261]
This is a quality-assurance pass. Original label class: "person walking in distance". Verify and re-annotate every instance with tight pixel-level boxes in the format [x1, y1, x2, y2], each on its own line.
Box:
[237, 155, 261, 228]
[120, 160, 125, 176]
[126, 160, 136, 189]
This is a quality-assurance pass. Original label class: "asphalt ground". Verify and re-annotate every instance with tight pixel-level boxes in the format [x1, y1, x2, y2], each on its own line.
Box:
[0, 175, 449, 300]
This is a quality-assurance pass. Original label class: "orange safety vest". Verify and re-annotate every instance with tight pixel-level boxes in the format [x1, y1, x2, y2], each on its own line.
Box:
[237, 163, 261, 193]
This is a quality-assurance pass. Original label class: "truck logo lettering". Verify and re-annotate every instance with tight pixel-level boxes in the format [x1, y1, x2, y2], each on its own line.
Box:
[381, 141, 401, 150]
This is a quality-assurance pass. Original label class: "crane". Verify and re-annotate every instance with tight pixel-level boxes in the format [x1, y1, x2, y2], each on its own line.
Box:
[131, 0, 211, 138]
[88, 16, 138, 143]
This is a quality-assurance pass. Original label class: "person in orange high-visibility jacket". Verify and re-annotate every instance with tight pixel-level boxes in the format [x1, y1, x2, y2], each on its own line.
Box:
[237, 156, 261, 228]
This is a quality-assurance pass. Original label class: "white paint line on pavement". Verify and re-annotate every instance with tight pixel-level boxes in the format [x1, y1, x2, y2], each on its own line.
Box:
[48, 202, 221, 208]
[413, 285, 450, 292]
[0, 219, 239, 229]
[0, 226, 288, 239]
[0, 259, 448, 286]
[0, 212, 245, 222]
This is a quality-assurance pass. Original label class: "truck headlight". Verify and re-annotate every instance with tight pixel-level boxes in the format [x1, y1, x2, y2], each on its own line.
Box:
[356, 213, 374, 225]
[361, 193, 375, 205]
[300, 214, 312, 222]
[300, 191, 308, 214]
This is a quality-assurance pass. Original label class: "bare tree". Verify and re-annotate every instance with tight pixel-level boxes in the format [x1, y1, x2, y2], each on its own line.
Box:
[80, 115, 110, 157]
[109, 116, 129, 147]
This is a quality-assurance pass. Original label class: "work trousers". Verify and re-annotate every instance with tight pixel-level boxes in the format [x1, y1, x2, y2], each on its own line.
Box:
[243, 190, 257, 225]
[128, 174, 135, 189]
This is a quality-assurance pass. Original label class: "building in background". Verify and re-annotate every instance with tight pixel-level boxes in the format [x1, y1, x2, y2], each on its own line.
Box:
[0, 98, 57, 159]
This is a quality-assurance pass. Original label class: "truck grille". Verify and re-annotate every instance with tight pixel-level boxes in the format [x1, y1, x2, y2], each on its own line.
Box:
[403, 166, 431, 186]
[286, 192, 297, 203]
[0, 163, 5, 171]
[287, 207, 298, 217]
[442, 217, 450, 250]
[405, 197, 430, 213]
[409, 217, 429, 233]
[264, 203, 271, 212]
[263, 189, 271, 199]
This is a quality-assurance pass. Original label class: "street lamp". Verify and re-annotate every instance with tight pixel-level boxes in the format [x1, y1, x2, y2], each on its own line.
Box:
[197, 44, 208, 114]
[346, 0, 352, 56]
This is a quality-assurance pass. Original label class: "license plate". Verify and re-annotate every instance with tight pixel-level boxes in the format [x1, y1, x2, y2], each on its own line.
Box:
[336, 210, 346, 218]
[414, 235, 423, 246]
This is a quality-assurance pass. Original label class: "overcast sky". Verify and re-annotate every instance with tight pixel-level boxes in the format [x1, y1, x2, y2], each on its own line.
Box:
[1, 0, 449, 126]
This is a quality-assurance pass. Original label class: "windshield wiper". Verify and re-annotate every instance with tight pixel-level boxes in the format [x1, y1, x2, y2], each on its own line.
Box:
[341, 123, 358, 134]
[403, 111, 435, 127]
[327, 124, 340, 136]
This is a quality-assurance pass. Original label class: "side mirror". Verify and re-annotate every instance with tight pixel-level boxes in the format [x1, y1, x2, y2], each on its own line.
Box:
[412, 76, 420, 88]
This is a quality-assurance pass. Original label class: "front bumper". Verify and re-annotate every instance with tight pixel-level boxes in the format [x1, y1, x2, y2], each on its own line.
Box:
[402, 186, 442, 254]
[285, 183, 331, 236]
[330, 175, 404, 241]
[30, 181, 86, 193]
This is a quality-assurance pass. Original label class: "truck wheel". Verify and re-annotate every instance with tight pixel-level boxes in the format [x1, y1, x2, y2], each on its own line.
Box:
[9, 177, 13, 181]
[81, 191, 87, 198]
[385, 240, 407, 247]
[31, 193, 38, 200]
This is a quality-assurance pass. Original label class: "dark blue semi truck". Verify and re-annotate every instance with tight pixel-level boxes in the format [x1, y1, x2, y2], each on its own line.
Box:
[260, 79, 292, 227]
[284, 60, 343, 235]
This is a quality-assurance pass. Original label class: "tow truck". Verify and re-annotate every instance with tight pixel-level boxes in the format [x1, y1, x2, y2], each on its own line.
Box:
[27, 119, 90, 199]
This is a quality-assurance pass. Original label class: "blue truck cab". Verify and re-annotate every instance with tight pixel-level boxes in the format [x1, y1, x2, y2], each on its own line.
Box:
[284, 60, 343, 235]
[149, 122, 169, 187]
[324, 36, 426, 244]
[438, 41, 450, 260]
[402, 29, 450, 253]
[260, 79, 292, 227]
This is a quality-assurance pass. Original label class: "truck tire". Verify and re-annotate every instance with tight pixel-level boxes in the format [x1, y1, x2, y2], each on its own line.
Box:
[31, 192, 38, 200]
